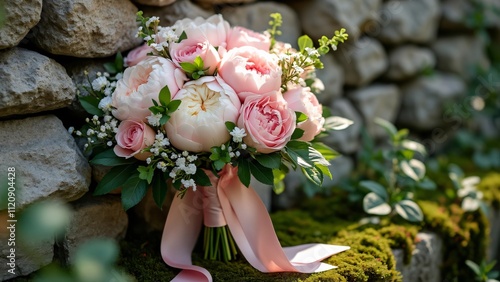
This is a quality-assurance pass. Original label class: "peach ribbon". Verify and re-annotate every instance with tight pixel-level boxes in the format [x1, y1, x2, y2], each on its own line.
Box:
[160, 165, 350, 282]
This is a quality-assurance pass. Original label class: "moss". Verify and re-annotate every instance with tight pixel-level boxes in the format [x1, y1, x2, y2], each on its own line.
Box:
[478, 172, 500, 209]
[419, 200, 488, 281]
[377, 225, 418, 265]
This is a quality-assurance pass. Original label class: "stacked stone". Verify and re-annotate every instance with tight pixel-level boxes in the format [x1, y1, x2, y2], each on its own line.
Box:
[0, 0, 498, 279]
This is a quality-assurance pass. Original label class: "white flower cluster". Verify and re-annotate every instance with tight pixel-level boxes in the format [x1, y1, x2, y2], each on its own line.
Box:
[74, 114, 119, 150]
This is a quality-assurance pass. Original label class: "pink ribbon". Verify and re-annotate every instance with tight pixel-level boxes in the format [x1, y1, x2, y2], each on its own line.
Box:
[161, 165, 350, 282]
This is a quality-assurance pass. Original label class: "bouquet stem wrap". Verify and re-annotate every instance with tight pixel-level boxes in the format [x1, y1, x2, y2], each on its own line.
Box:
[160, 165, 349, 282]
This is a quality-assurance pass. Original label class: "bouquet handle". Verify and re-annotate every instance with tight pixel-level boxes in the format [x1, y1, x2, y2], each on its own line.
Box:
[160, 165, 349, 282]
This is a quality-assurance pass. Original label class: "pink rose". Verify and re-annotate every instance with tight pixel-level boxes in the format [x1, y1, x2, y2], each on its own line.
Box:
[227, 26, 270, 51]
[114, 120, 156, 160]
[124, 44, 152, 67]
[169, 38, 221, 75]
[237, 91, 296, 153]
[112, 56, 187, 122]
[283, 87, 325, 141]
[218, 46, 282, 102]
[172, 14, 230, 49]
[165, 76, 241, 152]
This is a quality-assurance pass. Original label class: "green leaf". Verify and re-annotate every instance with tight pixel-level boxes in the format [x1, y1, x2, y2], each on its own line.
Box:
[74, 238, 119, 267]
[213, 160, 226, 171]
[138, 166, 155, 184]
[291, 128, 305, 140]
[159, 85, 171, 106]
[285, 141, 314, 168]
[152, 172, 167, 209]
[79, 95, 104, 116]
[90, 149, 137, 166]
[312, 142, 339, 161]
[307, 146, 331, 166]
[121, 175, 148, 211]
[395, 200, 424, 222]
[272, 169, 286, 194]
[301, 166, 323, 187]
[324, 116, 353, 130]
[400, 159, 425, 181]
[316, 163, 332, 180]
[159, 114, 170, 126]
[94, 164, 138, 195]
[295, 111, 308, 123]
[417, 177, 437, 190]
[254, 153, 282, 169]
[298, 35, 313, 52]
[374, 117, 398, 137]
[115, 52, 124, 72]
[167, 100, 181, 112]
[249, 160, 274, 185]
[177, 31, 187, 43]
[193, 56, 204, 69]
[192, 169, 212, 187]
[360, 180, 388, 200]
[363, 192, 391, 215]
[225, 121, 236, 132]
[237, 159, 251, 187]
[465, 260, 482, 276]
[103, 62, 117, 74]
[401, 140, 426, 155]
[180, 62, 198, 73]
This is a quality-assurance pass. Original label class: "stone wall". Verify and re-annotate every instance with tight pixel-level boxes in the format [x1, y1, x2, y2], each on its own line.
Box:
[0, 0, 498, 280]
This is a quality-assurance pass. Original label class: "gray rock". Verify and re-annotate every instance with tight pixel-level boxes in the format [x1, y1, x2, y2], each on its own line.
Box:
[0, 115, 91, 209]
[393, 232, 442, 282]
[440, 0, 472, 31]
[349, 84, 401, 139]
[431, 35, 490, 80]
[0, 48, 76, 118]
[0, 211, 54, 280]
[141, 0, 212, 27]
[315, 54, 345, 104]
[221, 2, 301, 47]
[377, 0, 440, 45]
[194, 0, 256, 8]
[133, 0, 176, 6]
[29, 0, 141, 58]
[0, 0, 42, 49]
[63, 194, 128, 263]
[386, 45, 436, 81]
[337, 37, 388, 87]
[322, 98, 363, 154]
[397, 73, 466, 131]
[289, 0, 382, 41]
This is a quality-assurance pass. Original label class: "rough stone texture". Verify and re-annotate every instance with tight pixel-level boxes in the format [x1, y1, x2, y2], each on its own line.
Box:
[29, 0, 141, 58]
[432, 35, 490, 79]
[132, 0, 176, 6]
[0, 211, 54, 280]
[337, 37, 388, 87]
[385, 45, 436, 81]
[0, 48, 76, 118]
[398, 73, 466, 131]
[441, 0, 500, 30]
[141, 0, 212, 27]
[0, 115, 91, 209]
[221, 2, 301, 47]
[393, 232, 442, 282]
[0, 0, 42, 49]
[322, 98, 363, 154]
[289, 0, 382, 41]
[315, 54, 345, 104]
[349, 84, 401, 139]
[377, 0, 440, 45]
[63, 194, 128, 263]
[194, 0, 256, 8]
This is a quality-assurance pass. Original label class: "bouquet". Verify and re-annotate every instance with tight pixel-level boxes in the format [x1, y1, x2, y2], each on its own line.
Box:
[73, 11, 351, 281]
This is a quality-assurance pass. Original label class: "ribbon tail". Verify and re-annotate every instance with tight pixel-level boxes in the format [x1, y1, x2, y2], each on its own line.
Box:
[217, 166, 350, 274]
[160, 190, 212, 282]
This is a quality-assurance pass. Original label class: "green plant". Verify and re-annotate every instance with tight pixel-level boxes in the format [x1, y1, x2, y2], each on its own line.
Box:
[466, 259, 500, 282]
[448, 164, 487, 213]
[359, 118, 436, 222]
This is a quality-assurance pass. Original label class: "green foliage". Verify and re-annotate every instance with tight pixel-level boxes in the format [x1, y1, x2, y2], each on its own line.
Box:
[466, 259, 500, 282]
[267, 13, 283, 49]
[478, 172, 500, 209]
[179, 56, 209, 79]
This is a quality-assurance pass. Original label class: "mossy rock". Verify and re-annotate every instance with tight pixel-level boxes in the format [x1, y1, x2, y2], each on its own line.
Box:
[478, 172, 500, 209]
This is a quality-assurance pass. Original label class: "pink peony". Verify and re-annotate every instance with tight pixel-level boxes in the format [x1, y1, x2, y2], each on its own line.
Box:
[169, 38, 221, 75]
[283, 87, 325, 141]
[237, 91, 296, 153]
[165, 76, 241, 152]
[227, 26, 270, 51]
[124, 44, 152, 67]
[172, 14, 230, 49]
[111, 56, 186, 122]
[114, 120, 155, 160]
[218, 46, 282, 102]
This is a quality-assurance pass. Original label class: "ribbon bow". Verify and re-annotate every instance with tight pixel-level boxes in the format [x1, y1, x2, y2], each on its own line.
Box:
[161, 165, 349, 281]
